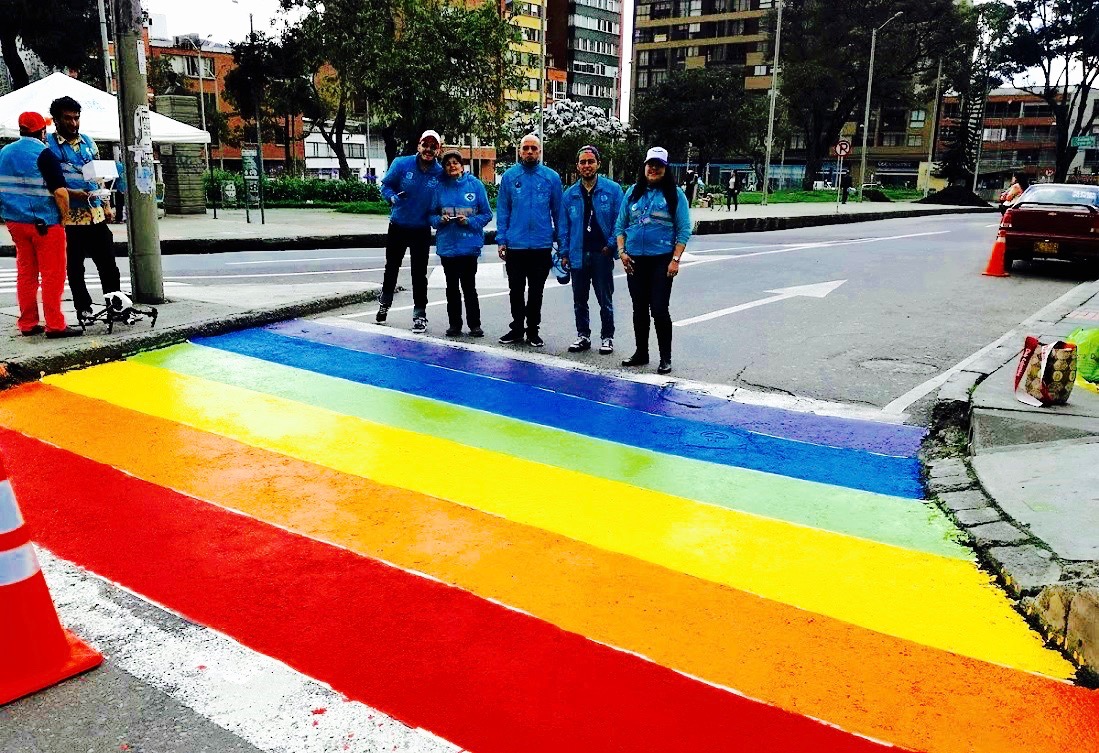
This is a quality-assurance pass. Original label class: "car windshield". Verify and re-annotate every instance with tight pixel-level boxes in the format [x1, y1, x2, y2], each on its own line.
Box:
[1019, 185, 1099, 207]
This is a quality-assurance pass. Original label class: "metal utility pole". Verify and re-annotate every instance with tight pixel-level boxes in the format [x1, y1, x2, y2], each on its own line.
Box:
[96, 0, 112, 91]
[538, 0, 547, 143]
[184, 36, 216, 218]
[113, 0, 164, 303]
[858, 11, 902, 203]
[250, 13, 266, 224]
[923, 57, 943, 197]
[761, 0, 783, 206]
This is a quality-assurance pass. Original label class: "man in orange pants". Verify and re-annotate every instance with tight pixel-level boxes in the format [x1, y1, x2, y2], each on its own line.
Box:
[0, 112, 81, 338]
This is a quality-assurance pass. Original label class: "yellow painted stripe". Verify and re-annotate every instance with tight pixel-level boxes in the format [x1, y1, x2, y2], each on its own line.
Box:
[45, 361, 1072, 678]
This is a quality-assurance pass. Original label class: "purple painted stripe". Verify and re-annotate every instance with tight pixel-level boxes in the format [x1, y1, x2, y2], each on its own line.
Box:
[271, 320, 925, 457]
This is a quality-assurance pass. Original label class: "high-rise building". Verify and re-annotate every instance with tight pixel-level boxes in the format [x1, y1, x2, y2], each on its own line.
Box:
[548, 0, 623, 114]
[631, 0, 770, 97]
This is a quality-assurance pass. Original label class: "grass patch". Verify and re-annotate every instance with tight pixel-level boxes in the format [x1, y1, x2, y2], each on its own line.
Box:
[335, 201, 393, 215]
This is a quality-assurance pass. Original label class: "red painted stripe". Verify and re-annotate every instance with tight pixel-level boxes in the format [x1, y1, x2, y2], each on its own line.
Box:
[0, 428, 895, 753]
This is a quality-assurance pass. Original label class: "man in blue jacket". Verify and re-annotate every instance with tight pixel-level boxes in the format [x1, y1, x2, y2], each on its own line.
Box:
[495, 133, 563, 347]
[379, 129, 444, 333]
[558, 145, 623, 354]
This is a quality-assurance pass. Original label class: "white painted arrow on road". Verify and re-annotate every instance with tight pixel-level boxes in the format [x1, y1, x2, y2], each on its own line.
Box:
[673, 279, 847, 327]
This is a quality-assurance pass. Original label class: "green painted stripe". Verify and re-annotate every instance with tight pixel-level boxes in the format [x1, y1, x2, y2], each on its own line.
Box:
[134, 344, 969, 559]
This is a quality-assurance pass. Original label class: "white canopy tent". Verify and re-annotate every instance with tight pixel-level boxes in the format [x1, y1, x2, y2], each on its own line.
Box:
[0, 72, 210, 144]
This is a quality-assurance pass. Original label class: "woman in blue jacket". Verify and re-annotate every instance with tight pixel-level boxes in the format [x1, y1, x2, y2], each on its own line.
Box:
[614, 146, 692, 374]
[429, 148, 492, 337]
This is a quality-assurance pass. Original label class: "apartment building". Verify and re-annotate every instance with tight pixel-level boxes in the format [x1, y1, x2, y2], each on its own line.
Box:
[547, 0, 623, 114]
[632, 0, 770, 97]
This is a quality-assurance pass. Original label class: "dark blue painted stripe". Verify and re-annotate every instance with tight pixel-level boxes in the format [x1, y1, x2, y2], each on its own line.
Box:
[268, 320, 925, 458]
[195, 328, 925, 499]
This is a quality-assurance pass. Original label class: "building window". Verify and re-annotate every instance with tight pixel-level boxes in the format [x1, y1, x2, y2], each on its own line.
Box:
[637, 70, 650, 89]
[520, 26, 542, 42]
[906, 134, 923, 147]
[753, 65, 769, 76]
[881, 133, 904, 147]
[346, 143, 365, 159]
[909, 109, 926, 128]
[528, 78, 540, 91]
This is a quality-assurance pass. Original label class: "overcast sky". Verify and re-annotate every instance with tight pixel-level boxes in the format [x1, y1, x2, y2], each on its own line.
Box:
[144, 0, 286, 45]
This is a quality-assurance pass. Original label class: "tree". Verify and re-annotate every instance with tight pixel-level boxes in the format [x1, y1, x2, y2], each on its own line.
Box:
[776, 0, 963, 188]
[506, 99, 636, 179]
[148, 55, 186, 96]
[0, 0, 99, 89]
[632, 68, 765, 169]
[997, 0, 1099, 181]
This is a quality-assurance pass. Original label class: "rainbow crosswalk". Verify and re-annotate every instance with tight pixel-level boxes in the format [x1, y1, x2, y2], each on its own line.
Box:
[1, 319, 1097, 752]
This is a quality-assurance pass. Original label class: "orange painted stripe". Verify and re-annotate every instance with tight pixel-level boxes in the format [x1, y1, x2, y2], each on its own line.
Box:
[1, 382, 1095, 753]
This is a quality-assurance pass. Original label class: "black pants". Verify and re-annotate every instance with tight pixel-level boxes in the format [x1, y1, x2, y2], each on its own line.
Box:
[726, 190, 738, 210]
[381, 223, 430, 318]
[626, 253, 675, 361]
[504, 248, 552, 335]
[440, 256, 480, 330]
[66, 222, 121, 312]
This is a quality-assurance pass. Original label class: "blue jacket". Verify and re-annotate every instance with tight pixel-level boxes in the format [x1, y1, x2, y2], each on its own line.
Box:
[381, 154, 443, 228]
[46, 132, 104, 210]
[558, 176, 624, 269]
[0, 137, 62, 226]
[496, 162, 563, 250]
[429, 172, 492, 257]
[614, 185, 692, 256]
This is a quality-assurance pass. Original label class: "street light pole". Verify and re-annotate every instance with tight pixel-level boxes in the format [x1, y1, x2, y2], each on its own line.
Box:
[250, 13, 266, 224]
[761, 0, 783, 206]
[183, 35, 216, 218]
[538, 0, 547, 143]
[923, 56, 943, 197]
[858, 11, 902, 203]
[95, 0, 112, 91]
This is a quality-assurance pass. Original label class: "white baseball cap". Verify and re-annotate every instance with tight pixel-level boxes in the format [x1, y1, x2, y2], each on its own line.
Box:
[645, 146, 669, 165]
[420, 129, 443, 145]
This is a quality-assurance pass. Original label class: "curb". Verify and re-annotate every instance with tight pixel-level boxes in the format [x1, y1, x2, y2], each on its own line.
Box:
[923, 280, 1099, 682]
[0, 206, 992, 257]
[0, 289, 379, 391]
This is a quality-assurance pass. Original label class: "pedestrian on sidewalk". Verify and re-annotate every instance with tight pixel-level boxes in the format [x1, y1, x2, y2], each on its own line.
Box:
[725, 172, 741, 211]
[0, 111, 82, 338]
[47, 96, 125, 322]
[615, 146, 691, 375]
[378, 129, 444, 333]
[559, 145, 623, 355]
[495, 133, 563, 348]
[840, 172, 853, 204]
[429, 148, 491, 338]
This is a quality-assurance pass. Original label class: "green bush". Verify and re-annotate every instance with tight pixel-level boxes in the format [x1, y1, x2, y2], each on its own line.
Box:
[335, 201, 393, 215]
[203, 172, 382, 206]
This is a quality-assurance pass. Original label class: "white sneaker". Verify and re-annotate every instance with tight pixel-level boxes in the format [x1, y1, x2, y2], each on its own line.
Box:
[411, 317, 427, 334]
[568, 336, 591, 353]
[599, 338, 614, 354]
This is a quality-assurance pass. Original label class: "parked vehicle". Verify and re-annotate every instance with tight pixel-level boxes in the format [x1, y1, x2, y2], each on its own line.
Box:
[999, 183, 1099, 268]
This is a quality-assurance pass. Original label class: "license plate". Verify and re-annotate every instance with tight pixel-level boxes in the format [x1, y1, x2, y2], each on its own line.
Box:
[1035, 241, 1059, 254]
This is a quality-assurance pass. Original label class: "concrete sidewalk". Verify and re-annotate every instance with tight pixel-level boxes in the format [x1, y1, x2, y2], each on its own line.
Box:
[0, 201, 994, 256]
[927, 278, 1099, 676]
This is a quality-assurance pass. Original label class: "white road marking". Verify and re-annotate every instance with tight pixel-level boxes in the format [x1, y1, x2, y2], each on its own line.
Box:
[164, 267, 391, 281]
[315, 316, 905, 422]
[224, 256, 386, 266]
[674, 280, 847, 327]
[340, 231, 945, 321]
[428, 262, 510, 290]
[40, 548, 464, 753]
[880, 279, 1099, 415]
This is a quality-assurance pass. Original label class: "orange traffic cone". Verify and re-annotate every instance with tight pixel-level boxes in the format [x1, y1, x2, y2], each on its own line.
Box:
[983, 233, 1010, 277]
[0, 455, 101, 705]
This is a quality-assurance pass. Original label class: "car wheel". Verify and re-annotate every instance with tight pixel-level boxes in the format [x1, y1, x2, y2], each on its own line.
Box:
[1002, 248, 1015, 270]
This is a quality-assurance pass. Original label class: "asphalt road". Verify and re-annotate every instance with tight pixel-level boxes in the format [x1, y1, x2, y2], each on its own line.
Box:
[3, 213, 1092, 425]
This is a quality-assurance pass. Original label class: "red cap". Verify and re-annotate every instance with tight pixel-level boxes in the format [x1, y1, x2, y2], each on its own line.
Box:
[17, 111, 48, 132]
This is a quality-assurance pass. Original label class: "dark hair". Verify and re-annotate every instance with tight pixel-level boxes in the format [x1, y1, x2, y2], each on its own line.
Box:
[1016, 174, 1030, 189]
[629, 163, 679, 216]
[576, 144, 601, 161]
[49, 96, 81, 118]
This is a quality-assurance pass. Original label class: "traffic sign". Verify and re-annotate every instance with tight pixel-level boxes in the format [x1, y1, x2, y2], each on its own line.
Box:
[836, 139, 852, 157]
[1070, 135, 1096, 148]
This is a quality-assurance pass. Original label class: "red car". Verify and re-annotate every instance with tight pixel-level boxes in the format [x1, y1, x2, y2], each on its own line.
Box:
[999, 183, 1099, 267]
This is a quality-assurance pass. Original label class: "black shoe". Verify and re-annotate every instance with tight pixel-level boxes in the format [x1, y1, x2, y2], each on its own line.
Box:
[445, 327, 462, 337]
[621, 353, 649, 367]
[469, 327, 484, 338]
[19, 325, 44, 336]
[657, 359, 673, 374]
[375, 304, 389, 323]
[45, 326, 84, 339]
[499, 330, 523, 344]
[568, 336, 591, 353]
[527, 332, 545, 348]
